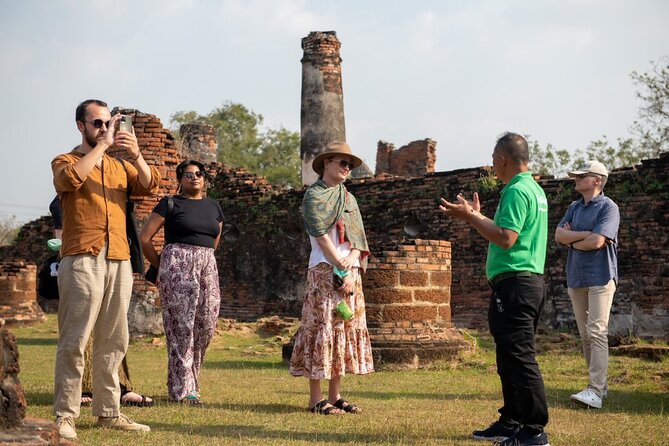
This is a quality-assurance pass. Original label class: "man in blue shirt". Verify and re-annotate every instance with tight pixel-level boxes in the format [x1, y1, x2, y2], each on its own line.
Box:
[555, 160, 620, 409]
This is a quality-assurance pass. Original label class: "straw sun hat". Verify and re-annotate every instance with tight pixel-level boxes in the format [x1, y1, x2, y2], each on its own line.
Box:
[312, 141, 362, 176]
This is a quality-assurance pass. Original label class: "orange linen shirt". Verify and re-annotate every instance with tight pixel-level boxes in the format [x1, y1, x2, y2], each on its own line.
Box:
[52, 150, 161, 260]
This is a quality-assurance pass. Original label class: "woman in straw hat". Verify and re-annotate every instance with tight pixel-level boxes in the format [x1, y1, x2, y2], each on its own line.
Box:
[289, 141, 374, 415]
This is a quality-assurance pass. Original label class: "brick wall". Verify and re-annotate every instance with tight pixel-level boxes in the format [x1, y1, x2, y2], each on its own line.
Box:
[375, 139, 437, 177]
[214, 153, 669, 339]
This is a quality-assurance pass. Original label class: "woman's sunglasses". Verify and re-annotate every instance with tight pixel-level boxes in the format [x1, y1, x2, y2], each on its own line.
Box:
[182, 171, 204, 180]
[329, 158, 356, 170]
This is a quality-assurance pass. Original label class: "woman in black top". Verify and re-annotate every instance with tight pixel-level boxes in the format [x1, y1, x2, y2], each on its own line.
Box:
[140, 160, 224, 405]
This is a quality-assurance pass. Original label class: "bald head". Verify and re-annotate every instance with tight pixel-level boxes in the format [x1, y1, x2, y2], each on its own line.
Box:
[495, 132, 529, 166]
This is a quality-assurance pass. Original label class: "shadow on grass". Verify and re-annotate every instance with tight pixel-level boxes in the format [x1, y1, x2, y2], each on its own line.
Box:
[348, 390, 498, 401]
[148, 422, 448, 444]
[203, 359, 284, 370]
[17, 338, 58, 346]
[547, 386, 669, 415]
[24, 391, 53, 406]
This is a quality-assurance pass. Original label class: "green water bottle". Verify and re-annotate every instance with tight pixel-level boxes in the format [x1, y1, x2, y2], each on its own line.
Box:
[333, 267, 354, 320]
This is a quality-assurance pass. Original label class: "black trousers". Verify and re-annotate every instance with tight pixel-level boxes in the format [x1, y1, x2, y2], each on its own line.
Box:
[488, 274, 549, 434]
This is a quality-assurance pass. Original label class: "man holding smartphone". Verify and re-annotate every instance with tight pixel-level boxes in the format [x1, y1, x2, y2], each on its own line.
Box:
[51, 99, 161, 439]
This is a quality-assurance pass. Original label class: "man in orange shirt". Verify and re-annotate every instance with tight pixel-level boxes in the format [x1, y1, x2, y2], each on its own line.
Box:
[51, 99, 161, 439]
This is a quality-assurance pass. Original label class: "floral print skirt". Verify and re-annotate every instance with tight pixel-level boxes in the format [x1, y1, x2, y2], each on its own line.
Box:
[289, 262, 374, 380]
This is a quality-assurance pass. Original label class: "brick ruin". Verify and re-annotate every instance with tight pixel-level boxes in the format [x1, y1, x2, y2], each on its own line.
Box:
[364, 240, 473, 368]
[375, 139, 437, 177]
[8, 147, 667, 341]
[0, 262, 45, 325]
[205, 152, 669, 340]
[179, 123, 218, 164]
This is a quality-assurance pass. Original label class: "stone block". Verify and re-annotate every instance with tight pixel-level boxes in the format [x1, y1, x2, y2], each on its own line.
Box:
[399, 271, 429, 287]
[414, 290, 450, 304]
[365, 289, 412, 304]
[383, 305, 438, 322]
[430, 271, 452, 287]
[363, 269, 399, 288]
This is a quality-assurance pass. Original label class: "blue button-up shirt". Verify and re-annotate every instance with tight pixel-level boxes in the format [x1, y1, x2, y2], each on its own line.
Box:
[559, 193, 620, 288]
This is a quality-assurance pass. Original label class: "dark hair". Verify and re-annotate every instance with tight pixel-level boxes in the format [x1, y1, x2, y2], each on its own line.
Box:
[75, 99, 108, 123]
[176, 159, 206, 181]
[495, 132, 529, 165]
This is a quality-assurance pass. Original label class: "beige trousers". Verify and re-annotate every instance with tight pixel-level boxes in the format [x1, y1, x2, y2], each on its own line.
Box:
[54, 244, 132, 418]
[568, 279, 616, 397]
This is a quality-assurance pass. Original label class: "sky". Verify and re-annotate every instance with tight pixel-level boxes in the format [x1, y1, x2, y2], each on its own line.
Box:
[1, 0, 668, 222]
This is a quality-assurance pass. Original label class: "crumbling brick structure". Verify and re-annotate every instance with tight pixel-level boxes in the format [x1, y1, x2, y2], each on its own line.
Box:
[0, 262, 45, 325]
[365, 240, 473, 368]
[375, 139, 437, 177]
[179, 123, 218, 164]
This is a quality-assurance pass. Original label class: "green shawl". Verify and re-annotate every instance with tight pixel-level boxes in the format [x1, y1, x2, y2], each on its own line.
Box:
[302, 180, 370, 271]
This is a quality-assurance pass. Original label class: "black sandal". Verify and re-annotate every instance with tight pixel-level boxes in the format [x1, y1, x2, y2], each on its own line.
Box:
[333, 398, 361, 413]
[310, 399, 343, 415]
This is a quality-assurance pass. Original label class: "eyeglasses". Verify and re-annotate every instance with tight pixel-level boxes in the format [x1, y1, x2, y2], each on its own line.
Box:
[574, 174, 599, 180]
[86, 119, 110, 129]
[182, 171, 204, 180]
[329, 158, 356, 170]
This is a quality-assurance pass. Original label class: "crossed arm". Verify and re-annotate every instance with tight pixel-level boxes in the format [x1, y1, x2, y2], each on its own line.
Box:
[555, 222, 608, 251]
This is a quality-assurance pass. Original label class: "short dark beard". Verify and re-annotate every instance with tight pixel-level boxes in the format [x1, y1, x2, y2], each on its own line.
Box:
[83, 127, 101, 148]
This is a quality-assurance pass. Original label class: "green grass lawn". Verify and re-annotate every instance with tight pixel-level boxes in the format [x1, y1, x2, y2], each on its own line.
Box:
[12, 316, 669, 445]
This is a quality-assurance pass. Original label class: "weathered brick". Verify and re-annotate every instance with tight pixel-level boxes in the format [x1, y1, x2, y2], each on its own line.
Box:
[363, 269, 399, 288]
[399, 271, 429, 287]
[365, 289, 413, 304]
[414, 290, 450, 304]
[383, 305, 438, 322]
[430, 271, 452, 287]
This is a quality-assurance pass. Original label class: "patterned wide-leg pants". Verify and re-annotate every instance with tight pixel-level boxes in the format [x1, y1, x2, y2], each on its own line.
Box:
[159, 243, 221, 401]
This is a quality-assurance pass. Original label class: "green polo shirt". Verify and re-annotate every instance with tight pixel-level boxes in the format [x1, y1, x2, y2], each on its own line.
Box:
[486, 171, 548, 281]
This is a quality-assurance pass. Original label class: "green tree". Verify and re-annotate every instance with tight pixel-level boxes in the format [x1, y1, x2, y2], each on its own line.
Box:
[530, 58, 668, 177]
[529, 140, 572, 177]
[256, 128, 301, 187]
[170, 101, 301, 188]
[630, 57, 669, 154]
[0, 215, 21, 246]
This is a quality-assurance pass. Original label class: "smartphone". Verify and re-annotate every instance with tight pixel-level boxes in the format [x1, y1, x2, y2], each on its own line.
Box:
[119, 115, 133, 133]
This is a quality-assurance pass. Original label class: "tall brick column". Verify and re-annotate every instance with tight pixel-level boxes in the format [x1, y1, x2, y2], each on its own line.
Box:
[363, 240, 473, 369]
[179, 123, 218, 164]
[300, 31, 346, 186]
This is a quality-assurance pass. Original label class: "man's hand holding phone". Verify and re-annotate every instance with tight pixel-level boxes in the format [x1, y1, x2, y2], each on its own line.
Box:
[116, 116, 141, 161]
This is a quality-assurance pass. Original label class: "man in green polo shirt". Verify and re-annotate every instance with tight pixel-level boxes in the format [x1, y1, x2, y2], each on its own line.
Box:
[439, 132, 550, 446]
